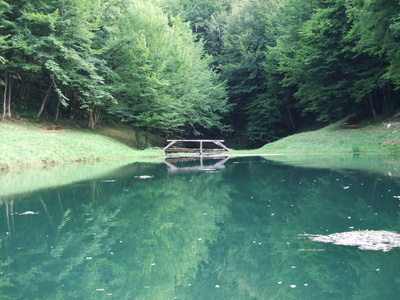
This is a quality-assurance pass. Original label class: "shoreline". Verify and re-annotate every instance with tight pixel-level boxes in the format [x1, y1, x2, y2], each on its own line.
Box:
[1, 118, 399, 173]
[2, 148, 400, 173]
[1, 152, 399, 198]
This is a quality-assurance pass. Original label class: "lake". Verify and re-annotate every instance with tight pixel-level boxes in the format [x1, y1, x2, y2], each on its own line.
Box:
[1, 155, 400, 299]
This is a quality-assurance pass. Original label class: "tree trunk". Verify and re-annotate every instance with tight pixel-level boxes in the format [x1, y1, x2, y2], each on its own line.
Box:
[88, 108, 94, 128]
[23, 82, 31, 105]
[55, 99, 61, 123]
[88, 104, 99, 128]
[19, 79, 26, 102]
[286, 105, 296, 131]
[94, 106, 101, 125]
[145, 132, 149, 149]
[37, 80, 54, 118]
[383, 82, 393, 115]
[373, 89, 380, 115]
[135, 130, 140, 145]
[367, 93, 376, 117]
[1, 72, 7, 120]
[6, 74, 12, 118]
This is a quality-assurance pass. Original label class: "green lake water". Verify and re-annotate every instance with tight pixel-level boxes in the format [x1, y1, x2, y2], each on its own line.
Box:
[1, 155, 400, 299]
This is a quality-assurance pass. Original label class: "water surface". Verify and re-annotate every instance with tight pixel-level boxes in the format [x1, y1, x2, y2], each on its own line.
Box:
[1, 155, 400, 299]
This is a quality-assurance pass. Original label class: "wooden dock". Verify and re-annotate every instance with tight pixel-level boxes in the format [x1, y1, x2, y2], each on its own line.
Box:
[163, 139, 231, 155]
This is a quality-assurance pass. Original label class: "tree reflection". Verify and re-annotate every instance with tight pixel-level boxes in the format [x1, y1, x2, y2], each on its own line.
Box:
[1, 158, 400, 299]
[0, 161, 232, 299]
[197, 157, 400, 299]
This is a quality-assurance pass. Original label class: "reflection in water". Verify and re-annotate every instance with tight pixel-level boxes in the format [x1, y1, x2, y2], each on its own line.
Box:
[0, 156, 400, 299]
[165, 156, 230, 173]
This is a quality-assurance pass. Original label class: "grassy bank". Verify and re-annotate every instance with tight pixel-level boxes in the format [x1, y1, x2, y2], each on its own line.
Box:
[239, 118, 400, 155]
[1, 116, 399, 171]
[0, 119, 165, 171]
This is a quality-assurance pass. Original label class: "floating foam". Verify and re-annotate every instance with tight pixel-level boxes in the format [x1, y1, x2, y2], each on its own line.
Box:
[301, 230, 400, 252]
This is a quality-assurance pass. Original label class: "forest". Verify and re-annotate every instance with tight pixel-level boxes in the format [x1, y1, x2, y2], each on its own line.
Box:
[1, 0, 400, 147]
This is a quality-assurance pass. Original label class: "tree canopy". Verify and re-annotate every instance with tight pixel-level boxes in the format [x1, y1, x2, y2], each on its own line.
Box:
[1, 0, 400, 146]
[0, 0, 229, 136]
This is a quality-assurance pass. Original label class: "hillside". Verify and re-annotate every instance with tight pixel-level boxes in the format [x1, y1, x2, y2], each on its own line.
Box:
[0, 119, 164, 171]
[252, 117, 400, 154]
[1, 115, 400, 172]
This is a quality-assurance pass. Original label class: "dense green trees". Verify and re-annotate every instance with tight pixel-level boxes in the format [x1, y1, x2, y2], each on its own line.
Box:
[0, 0, 116, 125]
[0, 0, 229, 137]
[1, 0, 400, 146]
[174, 0, 400, 145]
[107, 0, 229, 136]
[220, 0, 288, 144]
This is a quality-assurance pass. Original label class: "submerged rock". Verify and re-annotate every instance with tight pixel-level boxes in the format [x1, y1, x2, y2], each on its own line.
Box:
[302, 230, 400, 252]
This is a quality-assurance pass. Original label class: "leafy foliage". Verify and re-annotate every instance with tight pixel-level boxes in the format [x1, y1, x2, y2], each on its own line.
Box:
[0, 0, 230, 137]
[1, 0, 400, 146]
[107, 1, 229, 135]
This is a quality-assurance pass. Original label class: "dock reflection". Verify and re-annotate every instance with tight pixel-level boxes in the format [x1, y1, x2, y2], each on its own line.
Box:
[164, 156, 230, 173]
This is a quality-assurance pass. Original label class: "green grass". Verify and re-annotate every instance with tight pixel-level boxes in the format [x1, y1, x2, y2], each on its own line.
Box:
[234, 119, 400, 155]
[0, 119, 165, 171]
[1, 117, 399, 172]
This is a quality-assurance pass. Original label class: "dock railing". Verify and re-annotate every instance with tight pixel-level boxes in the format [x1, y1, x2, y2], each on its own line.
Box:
[163, 139, 231, 155]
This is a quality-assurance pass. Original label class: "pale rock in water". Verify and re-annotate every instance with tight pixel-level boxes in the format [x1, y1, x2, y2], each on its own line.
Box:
[135, 175, 154, 179]
[19, 211, 39, 215]
[301, 230, 400, 252]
